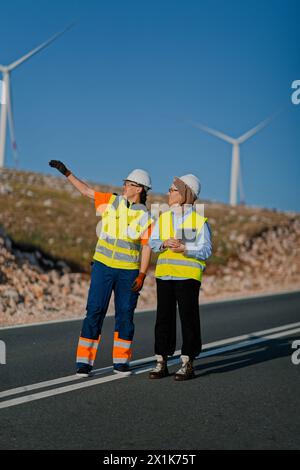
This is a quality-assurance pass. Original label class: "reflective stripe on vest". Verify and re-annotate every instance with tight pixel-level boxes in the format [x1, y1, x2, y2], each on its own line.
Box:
[155, 209, 207, 281]
[93, 195, 152, 270]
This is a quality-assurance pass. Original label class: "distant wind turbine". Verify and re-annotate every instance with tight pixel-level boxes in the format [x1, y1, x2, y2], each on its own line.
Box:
[190, 115, 276, 206]
[0, 24, 74, 169]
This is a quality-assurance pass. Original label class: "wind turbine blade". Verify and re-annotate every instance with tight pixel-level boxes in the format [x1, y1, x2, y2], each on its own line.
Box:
[6, 78, 19, 166]
[7, 23, 74, 71]
[237, 112, 279, 144]
[189, 120, 236, 144]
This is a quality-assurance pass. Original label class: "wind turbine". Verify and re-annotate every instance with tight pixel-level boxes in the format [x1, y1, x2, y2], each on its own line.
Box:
[0, 24, 74, 168]
[190, 115, 275, 206]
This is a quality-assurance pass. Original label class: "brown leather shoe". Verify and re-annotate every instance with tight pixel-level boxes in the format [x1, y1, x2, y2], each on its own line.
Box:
[149, 355, 169, 379]
[174, 355, 195, 381]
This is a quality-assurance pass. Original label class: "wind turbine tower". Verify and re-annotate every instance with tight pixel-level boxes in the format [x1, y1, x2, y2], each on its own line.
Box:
[0, 24, 73, 168]
[190, 115, 275, 206]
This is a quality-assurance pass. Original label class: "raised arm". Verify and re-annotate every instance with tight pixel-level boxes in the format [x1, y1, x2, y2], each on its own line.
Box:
[49, 160, 95, 199]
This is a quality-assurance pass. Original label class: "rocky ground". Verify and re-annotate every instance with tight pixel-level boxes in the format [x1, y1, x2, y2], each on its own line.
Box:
[1, 216, 300, 327]
[1, 168, 300, 326]
[202, 218, 300, 298]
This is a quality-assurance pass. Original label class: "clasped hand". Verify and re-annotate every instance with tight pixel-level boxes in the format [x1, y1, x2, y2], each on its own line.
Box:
[163, 238, 185, 253]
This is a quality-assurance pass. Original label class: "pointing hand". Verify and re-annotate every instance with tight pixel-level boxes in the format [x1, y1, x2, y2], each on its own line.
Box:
[49, 160, 71, 177]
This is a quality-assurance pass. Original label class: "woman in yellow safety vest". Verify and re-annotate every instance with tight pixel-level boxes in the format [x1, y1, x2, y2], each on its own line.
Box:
[148, 174, 212, 380]
[49, 160, 153, 376]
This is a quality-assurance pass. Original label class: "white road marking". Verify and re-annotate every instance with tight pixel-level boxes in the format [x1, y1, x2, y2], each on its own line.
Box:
[0, 366, 112, 399]
[135, 326, 300, 374]
[0, 288, 299, 330]
[1, 320, 300, 400]
[0, 373, 127, 409]
[200, 321, 300, 350]
[0, 322, 299, 410]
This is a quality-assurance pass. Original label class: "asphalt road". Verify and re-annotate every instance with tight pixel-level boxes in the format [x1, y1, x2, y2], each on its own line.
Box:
[0, 291, 299, 450]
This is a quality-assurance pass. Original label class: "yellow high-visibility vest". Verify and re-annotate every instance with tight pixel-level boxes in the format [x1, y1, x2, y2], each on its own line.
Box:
[93, 195, 152, 270]
[155, 209, 208, 281]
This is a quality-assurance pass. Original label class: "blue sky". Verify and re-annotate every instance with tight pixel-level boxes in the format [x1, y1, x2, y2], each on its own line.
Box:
[1, 0, 299, 211]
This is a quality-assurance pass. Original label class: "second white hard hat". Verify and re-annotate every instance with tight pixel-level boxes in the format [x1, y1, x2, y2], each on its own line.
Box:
[124, 169, 152, 190]
[178, 174, 201, 198]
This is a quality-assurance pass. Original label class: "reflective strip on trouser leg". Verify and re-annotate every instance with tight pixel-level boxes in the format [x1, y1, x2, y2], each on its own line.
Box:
[113, 332, 132, 364]
[76, 336, 100, 367]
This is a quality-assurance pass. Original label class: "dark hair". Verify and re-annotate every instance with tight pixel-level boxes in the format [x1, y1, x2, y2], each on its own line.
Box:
[140, 187, 148, 205]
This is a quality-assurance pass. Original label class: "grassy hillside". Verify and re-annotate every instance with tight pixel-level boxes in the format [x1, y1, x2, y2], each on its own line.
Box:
[0, 168, 299, 274]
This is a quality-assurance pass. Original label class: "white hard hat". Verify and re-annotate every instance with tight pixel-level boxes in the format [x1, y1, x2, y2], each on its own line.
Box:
[124, 169, 152, 190]
[178, 174, 201, 198]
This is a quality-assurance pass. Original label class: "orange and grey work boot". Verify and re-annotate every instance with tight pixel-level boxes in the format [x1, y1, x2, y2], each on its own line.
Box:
[174, 355, 195, 381]
[149, 355, 169, 379]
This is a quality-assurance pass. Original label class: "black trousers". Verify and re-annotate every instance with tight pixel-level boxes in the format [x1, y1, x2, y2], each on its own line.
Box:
[154, 278, 202, 359]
